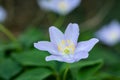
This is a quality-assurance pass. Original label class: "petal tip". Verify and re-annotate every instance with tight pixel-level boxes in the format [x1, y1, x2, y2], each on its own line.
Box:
[45, 56, 53, 61]
[45, 57, 49, 61]
[71, 23, 79, 27]
[83, 53, 89, 59]
[72, 23, 79, 25]
[91, 38, 99, 43]
[49, 26, 56, 31]
[33, 43, 38, 48]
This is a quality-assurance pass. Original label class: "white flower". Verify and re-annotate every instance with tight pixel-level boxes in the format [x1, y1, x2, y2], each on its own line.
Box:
[0, 6, 7, 22]
[34, 23, 99, 63]
[37, 0, 81, 15]
[96, 20, 120, 46]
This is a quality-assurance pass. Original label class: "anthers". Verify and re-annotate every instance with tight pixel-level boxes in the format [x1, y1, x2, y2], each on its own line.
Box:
[58, 40, 75, 54]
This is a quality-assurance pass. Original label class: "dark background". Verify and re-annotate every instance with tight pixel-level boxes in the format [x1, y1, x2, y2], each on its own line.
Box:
[0, 0, 120, 80]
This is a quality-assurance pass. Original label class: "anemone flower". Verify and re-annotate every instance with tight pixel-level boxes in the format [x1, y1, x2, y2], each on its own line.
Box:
[95, 20, 120, 46]
[37, 0, 81, 15]
[34, 23, 99, 63]
[0, 6, 7, 22]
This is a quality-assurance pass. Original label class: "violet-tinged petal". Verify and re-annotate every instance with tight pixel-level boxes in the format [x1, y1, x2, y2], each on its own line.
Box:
[0, 6, 7, 22]
[46, 55, 75, 63]
[46, 55, 64, 62]
[34, 41, 58, 55]
[75, 38, 99, 53]
[38, 0, 51, 11]
[62, 54, 76, 63]
[74, 51, 89, 62]
[54, 0, 81, 15]
[65, 23, 79, 45]
[62, 59, 75, 63]
[49, 26, 64, 45]
[38, 0, 57, 11]
[108, 20, 120, 28]
[65, 0, 81, 12]
[95, 20, 120, 46]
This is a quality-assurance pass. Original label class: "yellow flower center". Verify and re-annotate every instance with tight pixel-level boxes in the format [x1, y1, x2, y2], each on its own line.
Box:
[58, 40, 75, 54]
[58, 1, 68, 12]
[64, 48, 70, 54]
[110, 32, 119, 40]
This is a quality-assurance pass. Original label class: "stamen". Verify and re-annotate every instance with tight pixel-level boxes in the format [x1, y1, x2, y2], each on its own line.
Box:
[64, 48, 70, 54]
[58, 1, 68, 12]
[110, 32, 118, 40]
[58, 40, 75, 54]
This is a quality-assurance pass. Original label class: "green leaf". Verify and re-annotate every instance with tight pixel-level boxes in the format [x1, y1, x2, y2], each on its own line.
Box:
[0, 59, 22, 80]
[18, 27, 47, 48]
[0, 42, 20, 51]
[16, 68, 52, 80]
[60, 59, 103, 80]
[0, 51, 5, 62]
[11, 49, 56, 69]
[88, 45, 120, 65]
[61, 59, 103, 71]
[92, 72, 120, 80]
[77, 59, 103, 80]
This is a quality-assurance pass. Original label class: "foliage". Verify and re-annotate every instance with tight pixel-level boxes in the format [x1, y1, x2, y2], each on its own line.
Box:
[0, 27, 120, 80]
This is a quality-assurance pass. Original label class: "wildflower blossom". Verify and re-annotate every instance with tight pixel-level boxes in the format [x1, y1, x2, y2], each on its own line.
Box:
[34, 23, 99, 63]
[37, 0, 81, 15]
[96, 20, 120, 46]
[0, 6, 7, 22]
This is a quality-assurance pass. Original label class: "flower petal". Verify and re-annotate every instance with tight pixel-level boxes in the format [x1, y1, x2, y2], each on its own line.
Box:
[65, 0, 81, 12]
[49, 26, 64, 45]
[38, 0, 58, 11]
[65, 23, 79, 45]
[34, 41, 58, 55]
[46, 55, 75, 63]
[95, 20, 120, 46]
[46, 55, 64, 62]
[75, 38, 99, 52]
[62, 55, 76, 63]
[0, 6, 7, 22]
[74, 51, 89, 62]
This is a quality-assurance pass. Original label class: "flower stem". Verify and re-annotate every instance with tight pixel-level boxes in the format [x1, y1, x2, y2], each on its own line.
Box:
[56, 73, 60, 80]
[0, 24, 17, 42]
[54, 16, 65, 28]
[0, 24, 22, 51]
[63, 64, 69, 80]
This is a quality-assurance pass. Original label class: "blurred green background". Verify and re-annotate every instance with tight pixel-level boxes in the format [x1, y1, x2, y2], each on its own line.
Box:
[0, 0, 120, 80]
